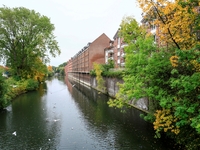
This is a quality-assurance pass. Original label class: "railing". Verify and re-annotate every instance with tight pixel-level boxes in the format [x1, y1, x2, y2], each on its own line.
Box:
[121, 53, 125, 57]
[117, 52, 120, 56]
[121, 62, 125, 67]
[121, 43, 128, 48]
[107, 49, 114, 54]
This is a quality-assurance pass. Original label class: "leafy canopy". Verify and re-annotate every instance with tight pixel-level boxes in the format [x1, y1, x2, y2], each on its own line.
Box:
[108, 16, 157, 108]
[108, 13, 200, 149]
[0, 6, 60, 78]
[137, 0, 200, 50]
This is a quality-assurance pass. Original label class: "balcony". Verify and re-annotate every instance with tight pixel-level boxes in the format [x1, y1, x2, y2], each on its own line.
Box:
[121, 43, 128, 48]
[121, 62, 125, 67]
[108, 57, 113, 60]
[117, 52, 120, 56]
[107, 49, 114, 54]
[117, 59, 120, 64]
[121, 53, 125, 57]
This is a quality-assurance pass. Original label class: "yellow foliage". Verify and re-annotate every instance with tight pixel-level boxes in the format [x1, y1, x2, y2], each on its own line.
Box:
[93, 63, 105, 91]
[153, 109, 180, 135]
[137, 0, 199, 50]
[170, 55, 178, 67]
[190, 60, 200, 72]
[47, 65, 53, 72]
[34, 72, 45, 82]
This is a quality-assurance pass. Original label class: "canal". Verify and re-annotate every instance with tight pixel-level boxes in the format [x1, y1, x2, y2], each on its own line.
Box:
[0, 77, 177, 150]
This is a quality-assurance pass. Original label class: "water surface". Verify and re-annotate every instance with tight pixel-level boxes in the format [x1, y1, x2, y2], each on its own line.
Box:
[0, 77, 176, 149]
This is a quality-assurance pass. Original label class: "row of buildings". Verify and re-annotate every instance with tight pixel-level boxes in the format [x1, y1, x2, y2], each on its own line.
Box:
[65, 4, 200, 77]
[64, 29, 127, 76]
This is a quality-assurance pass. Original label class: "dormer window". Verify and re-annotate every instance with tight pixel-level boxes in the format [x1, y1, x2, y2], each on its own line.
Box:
[109, 40, 114, 47]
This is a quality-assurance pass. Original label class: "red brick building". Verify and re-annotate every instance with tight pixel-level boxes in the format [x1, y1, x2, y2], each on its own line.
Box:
[64, 58, 72, 75]
[105, 29, 127, 68]
[65, 33, 110, 75]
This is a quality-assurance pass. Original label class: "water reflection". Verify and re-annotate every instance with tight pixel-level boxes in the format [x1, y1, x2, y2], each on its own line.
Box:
[0, 81, 61, 149]
[65, 77, 176, 150]
[0, 77, 177, 150]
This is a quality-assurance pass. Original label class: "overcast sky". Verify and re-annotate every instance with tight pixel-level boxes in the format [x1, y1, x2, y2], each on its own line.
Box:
[1, 0, 142, 67]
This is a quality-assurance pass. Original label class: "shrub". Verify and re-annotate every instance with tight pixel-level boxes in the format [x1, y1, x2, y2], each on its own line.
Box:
[25, 79, 39, 91]
[102, 70, 124, 78]
[90, 69, 96, 76]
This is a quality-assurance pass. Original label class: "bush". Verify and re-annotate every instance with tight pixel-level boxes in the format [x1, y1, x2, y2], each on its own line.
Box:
[1, 77, 39, 110]
[90, 69, 96, 76]
[102, 70, 124, 78]
[25, 79, 39, 91]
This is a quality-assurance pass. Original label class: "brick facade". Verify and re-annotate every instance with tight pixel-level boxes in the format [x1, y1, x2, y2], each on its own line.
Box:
[65, 33, 110, 74]
[104, 29, 126, 68]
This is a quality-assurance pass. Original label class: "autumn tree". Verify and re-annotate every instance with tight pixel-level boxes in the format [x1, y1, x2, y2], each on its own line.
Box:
[0, 6, 60, 79]
[47, 65, 53, 72]
[137, 1, 200, 148]
[138, 0, 200, 50]
[31, 58, 47, 82]
[47, 65, 54, 77]
[93, 63, 105, 92]
[108, 14, 200, 149]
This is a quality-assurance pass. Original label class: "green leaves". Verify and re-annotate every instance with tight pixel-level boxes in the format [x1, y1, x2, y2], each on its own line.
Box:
[108, 16, 157, 109]
[93, 63, 106, 92]
[0, 6, 60, 79]
[108, 13, 200, 149]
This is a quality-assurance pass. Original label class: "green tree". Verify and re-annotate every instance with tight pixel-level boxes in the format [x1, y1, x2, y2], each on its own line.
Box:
[55, 62, 67, 76]
[102, 59, 114, 72]
[0, 6, 60, 79]
[58, 62, 67, 68]
[108, 15, 200, 149]
[108, 16, 157, 109]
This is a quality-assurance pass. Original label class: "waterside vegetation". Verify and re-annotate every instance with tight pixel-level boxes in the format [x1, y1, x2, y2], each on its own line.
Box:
[0, 6, 61, 110]
[107, 0, 200, 149]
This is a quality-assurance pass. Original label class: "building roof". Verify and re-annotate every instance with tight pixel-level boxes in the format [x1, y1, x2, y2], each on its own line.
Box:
[113, 29, 120, 40]
[91, 33, 110, 43]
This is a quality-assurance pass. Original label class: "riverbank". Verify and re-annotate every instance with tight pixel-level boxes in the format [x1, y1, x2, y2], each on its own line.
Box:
[67, 74, 187, 149]
[0, 77, 39, 110]
[68, 73, 149, 113]
[0, 77, 179, 149]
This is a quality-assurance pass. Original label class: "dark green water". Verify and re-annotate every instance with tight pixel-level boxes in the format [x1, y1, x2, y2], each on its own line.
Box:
[0, 77, 177, 149]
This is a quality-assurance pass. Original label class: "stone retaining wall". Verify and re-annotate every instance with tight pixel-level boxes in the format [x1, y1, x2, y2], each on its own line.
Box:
[68, 73, 148, 112]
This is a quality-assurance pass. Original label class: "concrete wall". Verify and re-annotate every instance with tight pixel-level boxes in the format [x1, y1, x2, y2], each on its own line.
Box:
[68, 73, 149, 112]
[105, 77, 123, 97]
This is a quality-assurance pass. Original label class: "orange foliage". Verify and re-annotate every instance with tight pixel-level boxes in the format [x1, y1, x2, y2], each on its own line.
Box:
[137, 0, 199, 50]
[47, 65, 53, 72]
[153, 109, 180, 135]
[170, 55, 178, 67]
[190, 60, 200, 72]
